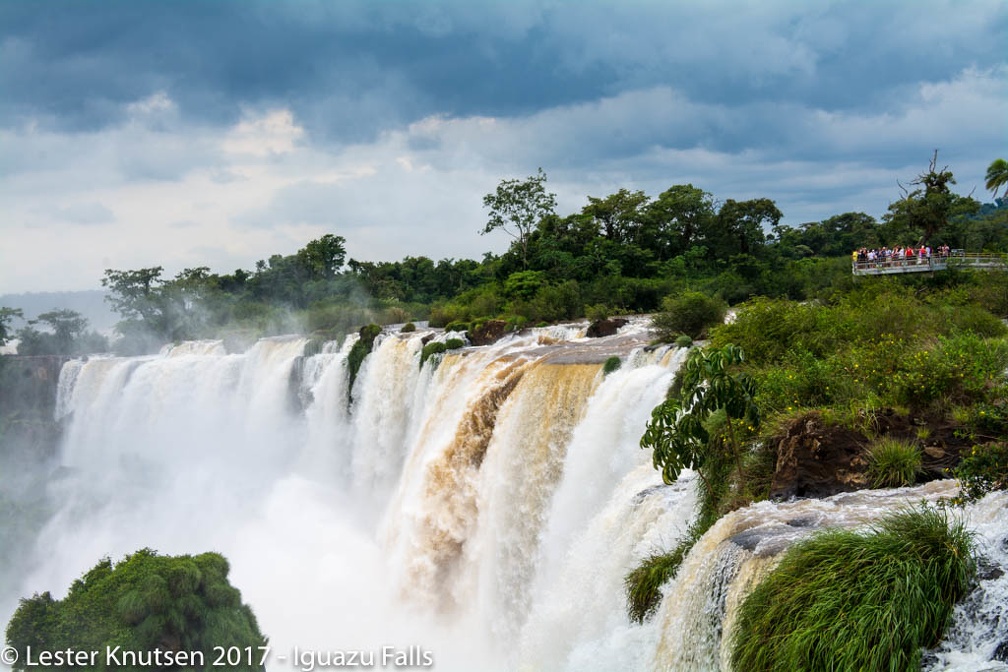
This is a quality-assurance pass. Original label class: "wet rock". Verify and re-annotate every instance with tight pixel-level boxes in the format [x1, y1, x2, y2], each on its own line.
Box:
[769, 412, 868, 499]
[467, 320, 507, 346]
[586, 318, 628, 338]
[994, 640, 1008, 662]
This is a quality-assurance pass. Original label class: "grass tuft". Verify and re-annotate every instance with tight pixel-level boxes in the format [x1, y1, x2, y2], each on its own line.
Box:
[866, 436, 921, 488]
[731, 504, 976, 672]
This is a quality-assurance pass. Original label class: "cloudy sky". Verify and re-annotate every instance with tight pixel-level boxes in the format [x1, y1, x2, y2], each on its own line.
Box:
[2, 0, 1006, 292]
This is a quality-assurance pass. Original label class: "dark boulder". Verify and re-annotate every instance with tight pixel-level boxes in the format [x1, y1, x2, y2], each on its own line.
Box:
[586, 318, 628, 338]
[467, 320, 508, 346]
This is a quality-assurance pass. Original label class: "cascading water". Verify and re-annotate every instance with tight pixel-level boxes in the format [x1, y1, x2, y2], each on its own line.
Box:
[3, 320, 1008, 671]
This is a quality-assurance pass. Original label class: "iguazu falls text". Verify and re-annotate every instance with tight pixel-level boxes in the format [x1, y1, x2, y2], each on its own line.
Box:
[13, 644, 435, 669]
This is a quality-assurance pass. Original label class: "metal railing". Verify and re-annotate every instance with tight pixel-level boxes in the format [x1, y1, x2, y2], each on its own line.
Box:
[852, 253, 1007, 276]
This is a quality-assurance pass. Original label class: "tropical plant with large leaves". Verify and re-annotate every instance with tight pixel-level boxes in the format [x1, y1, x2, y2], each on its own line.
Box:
[641, 343, 759, 497]
[986, 158, 1008, 200]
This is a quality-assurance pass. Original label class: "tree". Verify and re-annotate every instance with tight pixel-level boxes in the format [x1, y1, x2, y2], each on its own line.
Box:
[582, 188, 649, 243]
[6, 549, 267, 672]
[643, 184, 717, 260]
[17, 309, 103, 356]
[641, 344, 759, 500]
[296, 233, 346, 281]
[707, 198, 781, 259]
[0, 307, 24, 347]
[482, 168, 557, 269]
[102, 267, 167, 325]
[986, 158, 1008, 200]
[884, 150, 957, 245]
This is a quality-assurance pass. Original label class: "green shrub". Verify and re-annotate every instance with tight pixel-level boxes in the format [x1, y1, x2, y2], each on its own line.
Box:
[445, 320, 470, 333]
[420, 341, 448, 368]
[731, 505, 975, 672]
[674, 334, 692, 348]
[400, 322, 416, 333]
[603, 356, 622, 375]
[506, 315, 527, 332]
[585, 304, 611, 322]
[5, 549, 267, 672]
[652, 291, 727, 342]
[955, 442, 1008, 502]
[445, 338, 465, 350]
[866, 436, 921, 488]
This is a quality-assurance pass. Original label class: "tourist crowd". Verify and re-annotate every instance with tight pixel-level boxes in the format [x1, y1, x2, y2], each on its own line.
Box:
[853, 245, 952, 268]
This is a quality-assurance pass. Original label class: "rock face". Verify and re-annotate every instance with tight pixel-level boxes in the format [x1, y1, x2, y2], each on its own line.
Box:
[467, 320, 507, 346]
[768, 410, 969, 499]
[770, 412, 868, 499]
[586, 318, 628, 338]
[0, 355, 69, 461]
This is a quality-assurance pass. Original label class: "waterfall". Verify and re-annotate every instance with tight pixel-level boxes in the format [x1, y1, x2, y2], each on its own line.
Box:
[5, 320, 1008, 671]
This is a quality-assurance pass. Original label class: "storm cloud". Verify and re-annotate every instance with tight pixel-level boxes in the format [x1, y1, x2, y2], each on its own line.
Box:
[2, 0, 1006, 291]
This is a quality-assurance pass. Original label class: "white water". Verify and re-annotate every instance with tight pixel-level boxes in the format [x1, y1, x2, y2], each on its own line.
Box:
[4, 320, 1008, 671]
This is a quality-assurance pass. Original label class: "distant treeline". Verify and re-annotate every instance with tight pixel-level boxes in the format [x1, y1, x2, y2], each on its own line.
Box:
[3, 157, 1007, 356]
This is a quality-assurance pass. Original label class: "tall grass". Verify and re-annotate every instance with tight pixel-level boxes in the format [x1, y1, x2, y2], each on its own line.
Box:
[731, 505, 976, 672]
[866, 436, 922, 487]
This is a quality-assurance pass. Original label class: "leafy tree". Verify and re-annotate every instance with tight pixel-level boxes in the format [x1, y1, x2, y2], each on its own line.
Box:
[296, 233, 346, 281]
[0, 307, 24, 347]
[482, 168, 557, 269]
[643, 184, 717, 260]
[884, 150, 959, 245]
[986, 158, 1008, 200]
[641, 344, 759, 500]
[5, 549, 267, 672]
[15, 309, 107, 356]
[582, 188, 649, 243]
[707, 198, 781, 259]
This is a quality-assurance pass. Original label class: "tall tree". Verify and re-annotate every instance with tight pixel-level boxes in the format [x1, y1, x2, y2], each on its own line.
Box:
[582, 188, 649, 243]
[884, 150, 957, 245]
[0, 307, 24, 347]
[482, 168, 557, 270]
[643, 184, 717, 260]
[986, 158, 1008, 200]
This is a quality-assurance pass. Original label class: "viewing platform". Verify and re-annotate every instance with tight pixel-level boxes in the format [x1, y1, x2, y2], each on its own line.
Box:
[852, 253, 1007, 276]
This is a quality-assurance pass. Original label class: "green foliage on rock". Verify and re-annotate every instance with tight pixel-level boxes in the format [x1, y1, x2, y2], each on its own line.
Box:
[731, 505, 975, 672]
[602, 356, 622, 375]
[420, 341, 448, 369]
[445, 338, 465, 350]
[400, 322, 416, 333]
[652, 291, 727, 342]
[347, 324, 382, 400]
[5, 549, 267, 672]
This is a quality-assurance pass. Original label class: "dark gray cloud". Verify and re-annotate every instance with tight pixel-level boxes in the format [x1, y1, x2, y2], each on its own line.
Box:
[2, 0, 1006, 292]
[5, 0, 1004, 150]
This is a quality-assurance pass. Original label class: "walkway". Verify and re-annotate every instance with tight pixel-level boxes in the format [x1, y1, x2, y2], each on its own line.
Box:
[852, 253, 1007, 276]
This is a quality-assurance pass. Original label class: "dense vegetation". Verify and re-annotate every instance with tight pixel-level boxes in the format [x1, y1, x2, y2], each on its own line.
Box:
[5, 549, 267, 672]
[2, 156, 1007, 670]
[2, 155, 1003, 357]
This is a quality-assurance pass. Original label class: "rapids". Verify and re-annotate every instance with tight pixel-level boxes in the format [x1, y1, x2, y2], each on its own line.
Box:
[2, 320, 1007, 671]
